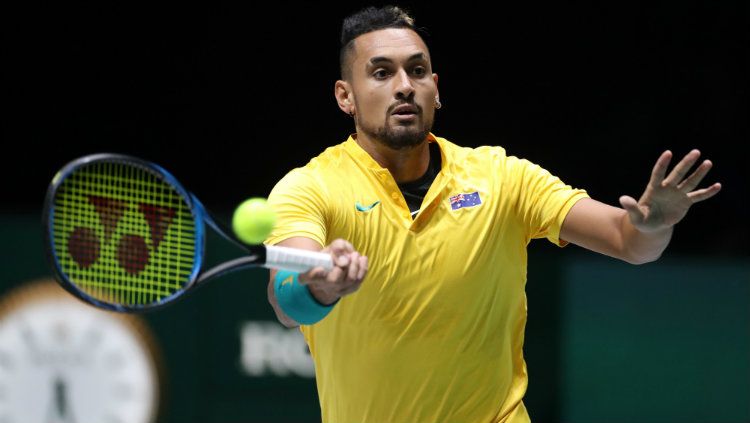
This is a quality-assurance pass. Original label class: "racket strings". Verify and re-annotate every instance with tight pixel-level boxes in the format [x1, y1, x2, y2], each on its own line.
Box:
[52, 161, 197, 306]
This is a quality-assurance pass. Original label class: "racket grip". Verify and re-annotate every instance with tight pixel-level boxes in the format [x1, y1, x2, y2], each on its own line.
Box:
[264, 245, 334, 273]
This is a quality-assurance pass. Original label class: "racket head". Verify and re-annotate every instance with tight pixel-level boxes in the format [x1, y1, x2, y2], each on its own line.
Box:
[43, 154, 205, 312]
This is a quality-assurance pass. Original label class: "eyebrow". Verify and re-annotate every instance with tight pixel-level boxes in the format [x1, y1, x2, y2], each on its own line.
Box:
[368, 52, 426, 66]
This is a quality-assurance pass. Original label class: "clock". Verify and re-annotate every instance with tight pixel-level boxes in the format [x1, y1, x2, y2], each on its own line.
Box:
[0, 279, 163, 423]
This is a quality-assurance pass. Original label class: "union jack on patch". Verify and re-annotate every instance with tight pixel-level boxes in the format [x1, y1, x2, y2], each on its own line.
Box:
[449, 191, 482, 210]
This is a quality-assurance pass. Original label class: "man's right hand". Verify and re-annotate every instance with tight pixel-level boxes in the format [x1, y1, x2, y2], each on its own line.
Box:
[300, 239, 369, 305]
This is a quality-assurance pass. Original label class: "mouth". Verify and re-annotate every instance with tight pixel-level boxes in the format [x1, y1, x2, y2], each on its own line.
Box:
[392, 104, 418, 115]
[391, 104, 419, 121]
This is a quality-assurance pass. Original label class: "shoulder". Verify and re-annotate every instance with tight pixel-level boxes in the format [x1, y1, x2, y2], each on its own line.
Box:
[434, 135, 507, 159]
[273, 142, 349, 190]
[433, 136, 554, 192]
[433, 135, 514, 174]
[307, 142, 349, 171]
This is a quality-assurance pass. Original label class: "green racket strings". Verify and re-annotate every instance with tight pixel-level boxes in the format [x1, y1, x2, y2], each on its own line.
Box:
[52, 161, 196, 306]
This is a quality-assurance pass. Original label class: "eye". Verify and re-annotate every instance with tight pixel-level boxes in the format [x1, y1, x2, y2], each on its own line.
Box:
[412, 66, 427, 77]
[373, 69, 389, 80]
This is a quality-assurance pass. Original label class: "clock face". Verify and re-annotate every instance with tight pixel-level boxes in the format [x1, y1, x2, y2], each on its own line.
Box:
[0, 281, 161, 423]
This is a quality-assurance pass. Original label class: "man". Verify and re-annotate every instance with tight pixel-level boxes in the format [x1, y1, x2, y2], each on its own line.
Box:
[264, 6, 721, 423]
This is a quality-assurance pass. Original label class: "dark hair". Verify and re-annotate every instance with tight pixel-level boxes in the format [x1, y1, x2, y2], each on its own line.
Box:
[339, 6, 420, 80]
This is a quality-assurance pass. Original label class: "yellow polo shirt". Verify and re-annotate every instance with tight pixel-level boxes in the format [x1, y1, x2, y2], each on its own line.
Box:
[266, 134, 588, 423]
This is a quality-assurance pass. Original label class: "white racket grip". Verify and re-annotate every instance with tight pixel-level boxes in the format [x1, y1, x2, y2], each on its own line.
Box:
[264, 245, 334, 273]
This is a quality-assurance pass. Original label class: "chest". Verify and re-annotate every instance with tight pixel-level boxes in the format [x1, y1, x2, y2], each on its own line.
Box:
[326, 171, 523, 290]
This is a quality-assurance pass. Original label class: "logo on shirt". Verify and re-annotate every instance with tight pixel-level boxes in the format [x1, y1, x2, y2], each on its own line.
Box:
[355, 200, 381, 212]
[449, 192, 482, 210]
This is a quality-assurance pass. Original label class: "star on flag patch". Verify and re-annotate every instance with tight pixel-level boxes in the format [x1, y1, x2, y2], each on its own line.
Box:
[449, 191, 482, 210]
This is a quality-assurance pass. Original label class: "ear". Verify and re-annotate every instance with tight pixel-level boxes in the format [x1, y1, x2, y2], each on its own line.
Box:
[433, 73, 440, 103]
[335, 80, 354, 116]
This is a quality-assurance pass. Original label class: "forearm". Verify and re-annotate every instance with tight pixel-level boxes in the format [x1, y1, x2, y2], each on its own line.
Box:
[266, 237, 326, 327]
[618, 211, 673, 265]
[265, 237, 366, 326]
[267, 271, 300, 328]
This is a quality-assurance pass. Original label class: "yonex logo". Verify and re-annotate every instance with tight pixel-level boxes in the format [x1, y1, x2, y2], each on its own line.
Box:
[355, 200, 381, 212]
[66, 195, 177, 275]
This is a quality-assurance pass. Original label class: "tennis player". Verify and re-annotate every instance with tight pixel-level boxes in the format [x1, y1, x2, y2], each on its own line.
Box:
[264, 6, 721, 422]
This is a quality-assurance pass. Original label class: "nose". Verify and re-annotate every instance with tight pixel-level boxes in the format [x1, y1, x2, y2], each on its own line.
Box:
[394, 69, 415, 101]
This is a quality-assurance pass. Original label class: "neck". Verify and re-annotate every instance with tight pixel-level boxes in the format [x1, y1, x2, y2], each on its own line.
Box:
[355, 132, 430, 183]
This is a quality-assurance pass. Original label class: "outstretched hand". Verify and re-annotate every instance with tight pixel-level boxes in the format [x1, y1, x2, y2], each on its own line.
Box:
[300, 239, 368, 305]
[619, 149, 721, 233]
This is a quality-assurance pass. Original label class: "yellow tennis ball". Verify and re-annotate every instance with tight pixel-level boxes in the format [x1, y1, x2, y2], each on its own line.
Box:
[232, 198, 277, 244]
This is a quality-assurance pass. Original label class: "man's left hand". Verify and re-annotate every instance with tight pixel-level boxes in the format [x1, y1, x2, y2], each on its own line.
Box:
[619, 149, 722, 233]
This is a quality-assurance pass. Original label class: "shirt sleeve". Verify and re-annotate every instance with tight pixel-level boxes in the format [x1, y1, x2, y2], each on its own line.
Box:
[264, 168, 328, 248]
[505, 155, 589, 247]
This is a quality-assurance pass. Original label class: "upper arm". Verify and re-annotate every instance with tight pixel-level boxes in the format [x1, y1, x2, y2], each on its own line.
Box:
[265, 169, 328, 247]
[506, 155, 589, 246]
[559, 198, 629, 260]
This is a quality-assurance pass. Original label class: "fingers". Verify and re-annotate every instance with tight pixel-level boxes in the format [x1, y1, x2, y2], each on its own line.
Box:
[687, 183, 722, 203]
[654, 149, 721, 202]
[357, 255, 369, 281]
[677, 159, 713, 192]
[327, 239, 354, 267]
[303, 239, 369, 300]
[649, 150, 672, 187]
[324, 265, 346, 284]
[662, 149, 701, 187]
[328, 239, 354, 255]
[619, 195, 645, 225]
[340, 254, 368, 296]
[346, 252, 361, 281]
[327, 251, 367, 295]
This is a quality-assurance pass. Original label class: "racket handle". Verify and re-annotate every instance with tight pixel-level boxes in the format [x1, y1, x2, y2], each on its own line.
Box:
[264, 245, 334, 273]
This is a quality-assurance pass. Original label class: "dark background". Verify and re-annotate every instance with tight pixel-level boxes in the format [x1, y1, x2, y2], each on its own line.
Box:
[3, 0, 747, 256]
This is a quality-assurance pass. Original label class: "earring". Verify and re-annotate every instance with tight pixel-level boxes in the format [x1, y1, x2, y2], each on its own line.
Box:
[435, 98, 442, 110]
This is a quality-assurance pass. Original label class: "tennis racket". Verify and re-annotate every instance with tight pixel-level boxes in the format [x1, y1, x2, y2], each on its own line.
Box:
[43, 153, 332, 312]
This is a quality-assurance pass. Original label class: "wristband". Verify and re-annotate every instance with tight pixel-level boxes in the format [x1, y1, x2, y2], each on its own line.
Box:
[273, 270, 337, 325]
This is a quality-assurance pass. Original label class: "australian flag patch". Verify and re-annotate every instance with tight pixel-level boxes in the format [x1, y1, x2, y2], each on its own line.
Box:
[449, 191, 482, 210]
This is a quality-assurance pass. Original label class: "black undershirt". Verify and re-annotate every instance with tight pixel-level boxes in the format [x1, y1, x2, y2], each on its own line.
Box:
[397, 142, 442, 219]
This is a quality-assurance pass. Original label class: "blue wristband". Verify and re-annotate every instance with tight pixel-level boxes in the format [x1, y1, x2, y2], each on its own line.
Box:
[274, 270, 337, 325]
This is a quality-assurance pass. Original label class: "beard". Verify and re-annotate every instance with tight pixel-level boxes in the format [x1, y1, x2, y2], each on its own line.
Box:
[357, 104, 433, 150]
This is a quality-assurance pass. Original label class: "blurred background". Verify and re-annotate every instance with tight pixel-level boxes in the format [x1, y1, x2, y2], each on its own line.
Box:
[1, 1, 747, 422]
